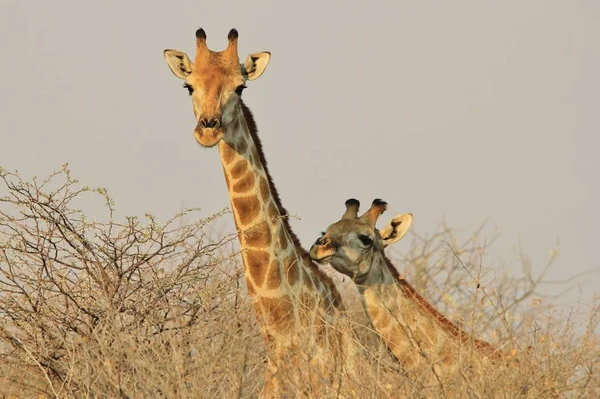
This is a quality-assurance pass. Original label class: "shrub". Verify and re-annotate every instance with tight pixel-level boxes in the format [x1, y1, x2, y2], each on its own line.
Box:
[0, 166, 598, 398]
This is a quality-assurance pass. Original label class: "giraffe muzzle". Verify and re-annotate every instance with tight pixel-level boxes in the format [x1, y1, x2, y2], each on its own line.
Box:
[309, 237, 337, 264]
[194, 117, 224, 147]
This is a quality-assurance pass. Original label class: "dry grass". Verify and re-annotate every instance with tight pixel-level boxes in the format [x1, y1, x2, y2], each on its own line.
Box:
[0, 166, 598, 398]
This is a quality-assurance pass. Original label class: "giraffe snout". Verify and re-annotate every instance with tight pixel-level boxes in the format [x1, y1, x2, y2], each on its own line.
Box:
[309, 236, 337, 264]
[194, 116, 224, 147]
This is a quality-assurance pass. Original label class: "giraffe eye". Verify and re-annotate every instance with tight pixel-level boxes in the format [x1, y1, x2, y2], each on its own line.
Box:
[358, 235, 373, 247]
[183, 83, 194, 96]
[235, 85, 247, 96]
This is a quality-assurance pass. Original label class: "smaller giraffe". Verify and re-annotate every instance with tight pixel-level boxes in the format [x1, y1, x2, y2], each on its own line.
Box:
[309, 198, 503, 384]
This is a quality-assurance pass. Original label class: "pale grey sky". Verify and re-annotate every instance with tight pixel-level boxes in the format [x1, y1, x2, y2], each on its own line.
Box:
[1, 1, 598, 308]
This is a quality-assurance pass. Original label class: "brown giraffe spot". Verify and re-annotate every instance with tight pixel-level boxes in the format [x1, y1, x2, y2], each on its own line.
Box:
[230, 159, 249, 179]
[380, 329, 395, 350]
[221, 142, 237, 164]
[233, 172, 255, 193]
[244, 249, 271, 286]
[232, 196, 261, 225]
[265, 259, 282, 290]
[263, 332, 277, 353]
[374, 307, 391, 329]
[399, 351, 417, 369]
[401, 300, 418, 324]
[387, 332, 413, 365]
[245, 277, 256, 296]
[367, 302, 382, 320]
[277, 228, 289, 251]
[259, 176, 269, 203]
[412, 324, 434, 351]
[256, 296, 294, 331]
[419, 319, 437, 344]
[440, 342, 456, 365]
[242, 220, 272, 248]
[283, 256, 300, 286]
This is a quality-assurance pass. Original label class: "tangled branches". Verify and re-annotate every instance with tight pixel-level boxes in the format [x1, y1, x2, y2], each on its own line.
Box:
[0, 165, 241, 396]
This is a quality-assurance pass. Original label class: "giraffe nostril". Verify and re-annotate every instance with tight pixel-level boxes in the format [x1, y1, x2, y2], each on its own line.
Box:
[199, 118, 208, 129]
[210, 118, 221, 129]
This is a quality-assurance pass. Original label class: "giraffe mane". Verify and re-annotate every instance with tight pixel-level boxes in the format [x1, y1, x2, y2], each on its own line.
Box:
[240, 101, 343, 308]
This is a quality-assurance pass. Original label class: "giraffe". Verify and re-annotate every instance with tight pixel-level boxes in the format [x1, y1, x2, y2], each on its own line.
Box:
[309, 198, 505, 387]
[163, 28, 351, 397]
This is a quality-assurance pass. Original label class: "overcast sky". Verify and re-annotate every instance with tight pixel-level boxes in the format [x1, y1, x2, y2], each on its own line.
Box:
[1, 1, 598, 309]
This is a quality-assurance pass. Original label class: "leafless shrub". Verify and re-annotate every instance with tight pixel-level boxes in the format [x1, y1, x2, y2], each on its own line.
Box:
[394, 220, 600, 397]
[0, 166, 598, 398]
[0, 165, 257, 397]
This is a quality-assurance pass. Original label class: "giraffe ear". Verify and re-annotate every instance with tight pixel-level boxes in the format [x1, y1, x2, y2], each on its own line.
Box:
[164, 49, 194, 79]
[379, 213, 413, 247]
[242, 52, 271, 81]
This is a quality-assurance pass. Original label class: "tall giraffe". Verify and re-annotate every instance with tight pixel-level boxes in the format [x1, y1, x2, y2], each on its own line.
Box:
[163, 29, 350, 397]
[309, 198, 504, 385]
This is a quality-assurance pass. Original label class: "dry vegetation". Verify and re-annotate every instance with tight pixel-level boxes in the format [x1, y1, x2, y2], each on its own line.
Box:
[0, 166, 598, 398]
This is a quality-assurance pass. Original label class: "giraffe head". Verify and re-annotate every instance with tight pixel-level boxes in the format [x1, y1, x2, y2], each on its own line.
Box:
[310, 199, 413, 282]
[163, 28, 271, 147]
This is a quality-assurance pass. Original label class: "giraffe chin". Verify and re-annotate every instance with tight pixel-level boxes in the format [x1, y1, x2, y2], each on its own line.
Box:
[313, 255, 334, 265]
[194, 129, 224, 147]
[309, 247, 336, 265]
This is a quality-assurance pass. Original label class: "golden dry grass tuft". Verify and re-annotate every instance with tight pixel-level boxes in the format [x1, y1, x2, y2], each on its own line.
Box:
[0, 166, 598, 398]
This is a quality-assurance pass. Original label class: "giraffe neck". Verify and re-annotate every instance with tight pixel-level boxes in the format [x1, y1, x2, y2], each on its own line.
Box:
[356, 254, 499, 369]
[217, 102, 342, 316]
[215, 102, 348, 399]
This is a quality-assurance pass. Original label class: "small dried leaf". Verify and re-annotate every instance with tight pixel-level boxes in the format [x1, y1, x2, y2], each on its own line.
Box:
[530, 298, 542, 307]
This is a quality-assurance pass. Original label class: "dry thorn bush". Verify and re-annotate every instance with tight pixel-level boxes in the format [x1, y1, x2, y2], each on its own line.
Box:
[0, 166, 598, 398]
[0, 165, 261, 398]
